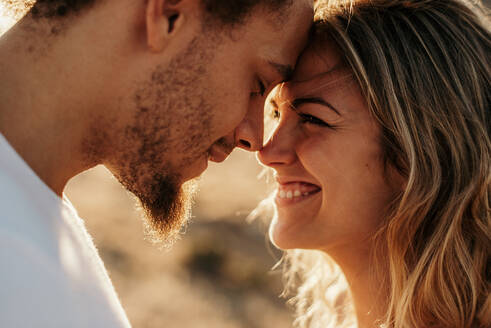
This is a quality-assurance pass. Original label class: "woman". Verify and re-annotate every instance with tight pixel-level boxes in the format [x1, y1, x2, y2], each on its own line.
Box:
[257, 0, 490, 327]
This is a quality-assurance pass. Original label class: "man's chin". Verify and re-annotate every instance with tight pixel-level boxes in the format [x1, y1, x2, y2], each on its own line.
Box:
[137, 178, 198, 248]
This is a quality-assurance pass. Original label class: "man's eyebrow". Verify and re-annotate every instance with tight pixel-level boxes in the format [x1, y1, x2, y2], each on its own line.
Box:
[268, 61, 294, 82]
[291, 97, 341, 116]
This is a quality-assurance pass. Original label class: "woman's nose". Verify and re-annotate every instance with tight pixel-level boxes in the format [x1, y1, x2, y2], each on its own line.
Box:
[257, 120, 297, 168]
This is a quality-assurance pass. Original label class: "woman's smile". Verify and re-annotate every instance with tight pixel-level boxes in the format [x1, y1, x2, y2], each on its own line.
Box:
[274, 180, 321, 206]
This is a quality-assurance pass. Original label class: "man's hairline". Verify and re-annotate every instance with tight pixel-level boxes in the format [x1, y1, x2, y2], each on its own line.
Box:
[202, 0, 299, 32]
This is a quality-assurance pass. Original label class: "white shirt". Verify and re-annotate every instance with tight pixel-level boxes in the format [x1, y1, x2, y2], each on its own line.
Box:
[0, 134, 131, 328]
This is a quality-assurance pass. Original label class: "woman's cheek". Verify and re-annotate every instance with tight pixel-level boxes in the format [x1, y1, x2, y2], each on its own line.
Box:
[297, 133, 337, 170]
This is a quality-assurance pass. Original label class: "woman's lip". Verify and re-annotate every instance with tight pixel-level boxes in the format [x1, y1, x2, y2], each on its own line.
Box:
[274, 179, 322, 206]
[276, 177, 321, 189]
[274, 186, 321, 206]
[275, 181, 322, 206]
[277, 181, 321, 192]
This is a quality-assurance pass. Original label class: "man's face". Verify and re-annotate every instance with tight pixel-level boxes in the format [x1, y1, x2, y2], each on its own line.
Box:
[102, 1, 313, 244]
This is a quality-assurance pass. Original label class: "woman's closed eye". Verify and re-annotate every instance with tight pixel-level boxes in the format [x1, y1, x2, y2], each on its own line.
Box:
[290, 98, 339, 129]
[298, 113, 329, 126]
[269, 105, 335, 128]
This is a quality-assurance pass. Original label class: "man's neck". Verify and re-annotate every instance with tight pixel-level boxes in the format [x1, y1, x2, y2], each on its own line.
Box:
[0, 20, 99, 196]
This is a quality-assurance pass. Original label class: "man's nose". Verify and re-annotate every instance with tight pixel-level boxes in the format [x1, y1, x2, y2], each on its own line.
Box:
[234, 100, 265, 151]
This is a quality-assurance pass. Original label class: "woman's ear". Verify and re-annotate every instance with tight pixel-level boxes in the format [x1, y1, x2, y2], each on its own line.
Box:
[146, 0, 187, 53]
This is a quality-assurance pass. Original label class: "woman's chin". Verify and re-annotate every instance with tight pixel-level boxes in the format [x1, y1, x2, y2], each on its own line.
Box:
[269, 217, 306, 250]
[268, 202, 323, 250]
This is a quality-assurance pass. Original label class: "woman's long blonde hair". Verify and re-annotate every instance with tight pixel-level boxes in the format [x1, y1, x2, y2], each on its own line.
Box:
[278, 1, 491, 327]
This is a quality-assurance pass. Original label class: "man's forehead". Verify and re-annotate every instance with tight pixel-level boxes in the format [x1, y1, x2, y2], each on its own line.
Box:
[252, 1, 313, 55]
[266, 60, 294, 81]
[254, 39, 305, 83]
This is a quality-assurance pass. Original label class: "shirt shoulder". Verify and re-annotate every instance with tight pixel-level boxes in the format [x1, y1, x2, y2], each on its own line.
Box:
[0, 135, 131, 328]
[0, 232, 131, 328]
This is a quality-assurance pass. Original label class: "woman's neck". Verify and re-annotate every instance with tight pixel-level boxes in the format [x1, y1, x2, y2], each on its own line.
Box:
[325, 242, 388, 328]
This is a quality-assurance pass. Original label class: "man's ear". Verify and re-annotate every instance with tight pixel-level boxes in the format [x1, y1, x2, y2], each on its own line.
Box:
[146, 0, 187, 53]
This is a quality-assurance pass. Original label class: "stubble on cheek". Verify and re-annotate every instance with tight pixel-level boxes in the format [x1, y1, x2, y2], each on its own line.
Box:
[106, 36, 217, 246]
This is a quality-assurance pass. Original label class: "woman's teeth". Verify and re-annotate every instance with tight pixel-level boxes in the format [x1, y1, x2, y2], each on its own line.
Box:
[276, 182, 321, 202]
[278, 190, 314, 199]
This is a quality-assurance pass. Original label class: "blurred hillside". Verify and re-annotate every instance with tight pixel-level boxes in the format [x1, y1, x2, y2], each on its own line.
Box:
[64, 151, 289, 328]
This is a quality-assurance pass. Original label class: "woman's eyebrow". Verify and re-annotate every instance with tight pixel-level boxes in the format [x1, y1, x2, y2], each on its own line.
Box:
[291, 97, 341, 116]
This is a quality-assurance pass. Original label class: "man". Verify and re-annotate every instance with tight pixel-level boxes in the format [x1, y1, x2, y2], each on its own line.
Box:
[0, 0, 312, 327]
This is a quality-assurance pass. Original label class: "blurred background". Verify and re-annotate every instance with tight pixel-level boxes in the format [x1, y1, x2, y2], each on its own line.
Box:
[1, 1, 490, 327]
[63, 153, 287, 328]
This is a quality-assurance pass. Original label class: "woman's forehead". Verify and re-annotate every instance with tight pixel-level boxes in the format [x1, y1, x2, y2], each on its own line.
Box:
[291, 38, 343, 82]
[271, 67, 354, 105]
[267, 38, 353, 106]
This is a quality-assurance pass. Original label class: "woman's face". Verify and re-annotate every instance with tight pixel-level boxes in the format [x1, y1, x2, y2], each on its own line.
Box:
[258, 39, 400, 255]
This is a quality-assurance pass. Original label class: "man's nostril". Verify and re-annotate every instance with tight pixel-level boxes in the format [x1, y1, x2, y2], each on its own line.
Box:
[239, 140, 251, 148]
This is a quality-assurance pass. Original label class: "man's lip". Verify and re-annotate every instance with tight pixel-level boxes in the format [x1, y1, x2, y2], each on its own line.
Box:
[208, 146, 232, 163]
[185, 156, 208, 180]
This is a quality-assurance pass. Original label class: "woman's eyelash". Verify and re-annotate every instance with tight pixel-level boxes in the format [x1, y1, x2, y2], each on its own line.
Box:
[299, 113, 332, 127]
[270, 109, 333, 129]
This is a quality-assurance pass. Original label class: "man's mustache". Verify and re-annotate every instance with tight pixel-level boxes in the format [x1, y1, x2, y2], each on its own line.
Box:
[214, 137, 235, 154]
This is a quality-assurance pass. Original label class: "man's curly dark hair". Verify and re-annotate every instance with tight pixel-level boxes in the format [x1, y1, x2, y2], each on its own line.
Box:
[202, 0, 292, 25]
[28, 0, 293, 24]
[29, 0, 95, 18]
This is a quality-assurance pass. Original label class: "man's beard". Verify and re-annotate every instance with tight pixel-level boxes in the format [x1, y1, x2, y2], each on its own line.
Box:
[100, 35, 216, 248]
[134, 173, 197, 248]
